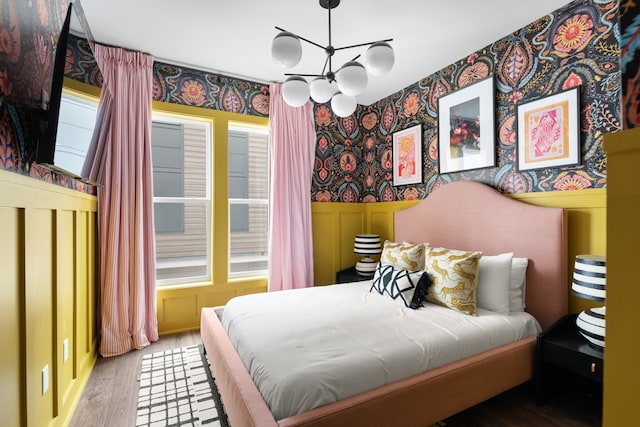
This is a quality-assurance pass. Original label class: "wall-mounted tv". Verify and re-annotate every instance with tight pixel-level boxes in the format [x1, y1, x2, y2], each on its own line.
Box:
[34, 0, 98, 184]
[34, 3, 73, 166]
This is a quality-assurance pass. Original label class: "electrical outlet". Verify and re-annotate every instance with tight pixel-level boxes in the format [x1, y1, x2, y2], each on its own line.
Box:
[42, 365, 49, 395]
[63, 338, 69, 363]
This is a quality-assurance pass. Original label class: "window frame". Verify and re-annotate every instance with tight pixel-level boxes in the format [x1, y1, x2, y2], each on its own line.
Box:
[151, 111, 213, 288]
[151, 101, 269, 289]
[227, 122, 270, 280]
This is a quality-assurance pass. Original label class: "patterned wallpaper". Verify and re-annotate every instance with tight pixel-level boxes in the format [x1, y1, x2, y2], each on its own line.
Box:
[0, 0, 89, 190]
[620, 0, 640, 127]
[65, 34, 270, 118]
[0, 0, 630, 202]
[311, 0, 621, 202]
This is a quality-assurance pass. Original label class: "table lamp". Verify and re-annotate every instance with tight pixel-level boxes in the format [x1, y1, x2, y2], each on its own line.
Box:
[354, 234, 382, 276]
[571, 254, 606, 351]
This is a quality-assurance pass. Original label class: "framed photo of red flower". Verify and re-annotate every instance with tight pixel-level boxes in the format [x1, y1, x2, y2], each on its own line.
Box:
[517, 86, 580, 171]
[438, 77, 495, 173]
[392, 124, 422, 186]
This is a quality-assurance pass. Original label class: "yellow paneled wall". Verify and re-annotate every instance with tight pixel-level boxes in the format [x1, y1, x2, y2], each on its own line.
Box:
[0, 169, 98, 427]
[603, 129, 639, 426]
[157, 185, 605, 334]
[311, 189, 606, 314]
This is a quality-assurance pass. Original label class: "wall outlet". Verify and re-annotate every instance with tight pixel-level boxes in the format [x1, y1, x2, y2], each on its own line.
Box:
[63, 338, 69, 363]
[42, 365, 49, 395]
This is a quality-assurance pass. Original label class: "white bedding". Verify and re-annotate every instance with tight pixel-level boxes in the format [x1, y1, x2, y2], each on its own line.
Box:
[221, 280, 541, 420]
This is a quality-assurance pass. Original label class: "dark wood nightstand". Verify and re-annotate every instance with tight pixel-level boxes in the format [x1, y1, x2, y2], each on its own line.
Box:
[335, 266, 372, 284]
[536, 313, 604, 405]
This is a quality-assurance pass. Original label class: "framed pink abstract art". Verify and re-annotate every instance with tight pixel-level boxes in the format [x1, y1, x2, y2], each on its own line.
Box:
[517, 87, 580, 171]
[392, 124, 422, 186]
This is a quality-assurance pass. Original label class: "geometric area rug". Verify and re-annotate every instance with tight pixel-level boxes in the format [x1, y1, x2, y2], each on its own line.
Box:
[134, 345, 447, 427]
[135, 344, 230, 427]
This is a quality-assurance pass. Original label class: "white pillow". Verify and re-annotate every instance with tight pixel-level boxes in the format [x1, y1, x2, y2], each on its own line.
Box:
[509, 257, 529, 312]
[476, 253, 513, 315]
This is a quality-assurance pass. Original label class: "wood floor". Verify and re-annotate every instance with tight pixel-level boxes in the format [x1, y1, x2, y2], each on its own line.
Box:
[68, 331, 201, 427]
[69, 331, 601, 427]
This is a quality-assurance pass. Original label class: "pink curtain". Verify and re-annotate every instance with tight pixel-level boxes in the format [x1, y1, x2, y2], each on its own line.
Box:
[82, 44, 158, 357]
[267, 82, 316, 291]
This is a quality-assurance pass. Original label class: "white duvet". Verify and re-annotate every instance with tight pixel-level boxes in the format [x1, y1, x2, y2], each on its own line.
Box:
[221, 280, 541, 420]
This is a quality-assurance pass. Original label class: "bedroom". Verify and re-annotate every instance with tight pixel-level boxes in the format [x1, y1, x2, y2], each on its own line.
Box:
[0, 0, 637, 425]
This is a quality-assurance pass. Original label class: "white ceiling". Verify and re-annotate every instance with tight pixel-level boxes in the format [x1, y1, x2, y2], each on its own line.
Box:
[74, 0, 570, 106]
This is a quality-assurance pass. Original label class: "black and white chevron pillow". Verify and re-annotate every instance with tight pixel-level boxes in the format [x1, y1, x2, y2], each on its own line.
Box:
[370, 262, 430, 309]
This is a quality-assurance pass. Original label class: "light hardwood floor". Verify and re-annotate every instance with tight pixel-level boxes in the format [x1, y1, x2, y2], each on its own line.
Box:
[69, 331, 601, 427]
[68, 331, 201, 427]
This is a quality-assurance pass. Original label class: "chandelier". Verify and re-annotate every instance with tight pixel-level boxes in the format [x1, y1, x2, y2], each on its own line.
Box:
[271, 0, 394, 117]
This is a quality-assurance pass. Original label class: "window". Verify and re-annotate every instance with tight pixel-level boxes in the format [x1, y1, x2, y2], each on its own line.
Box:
[228, 123, 269, 278]
[54, 90, 98, 176]
[152, 114, 211, 286]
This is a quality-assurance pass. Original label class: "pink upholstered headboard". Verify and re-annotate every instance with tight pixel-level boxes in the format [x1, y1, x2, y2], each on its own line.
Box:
[394, 181, 568, 330]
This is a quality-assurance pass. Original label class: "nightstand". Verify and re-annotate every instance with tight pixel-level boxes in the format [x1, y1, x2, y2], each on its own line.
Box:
[536, 313, 604, 405]
[335, 266, 372, 284]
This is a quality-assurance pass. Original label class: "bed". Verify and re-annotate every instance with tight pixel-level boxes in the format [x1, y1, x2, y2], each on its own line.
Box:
[200, 181, 568, 427]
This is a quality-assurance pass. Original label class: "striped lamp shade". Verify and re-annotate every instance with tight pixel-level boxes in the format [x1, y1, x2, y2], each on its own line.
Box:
[354, 234, 381, 276]
[354, 234, 382, 256]
[571, 254, 606, 351]
[571, 255, 606, 302]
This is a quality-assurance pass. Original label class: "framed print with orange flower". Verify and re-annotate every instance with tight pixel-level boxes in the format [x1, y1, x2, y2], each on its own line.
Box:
[438, 77, 495, 174]
[392, 124, 422, 186]
[516, 86, 580, 171]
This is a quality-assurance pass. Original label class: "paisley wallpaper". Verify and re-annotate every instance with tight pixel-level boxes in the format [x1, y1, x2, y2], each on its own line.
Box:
[620, 0, 640, 127]
[0, 0, 90, 191]
[0, 12, 269, 194]
[311, 0, 621, 202]
[0, 0, 631, 202]
[65, 34, 270, 118]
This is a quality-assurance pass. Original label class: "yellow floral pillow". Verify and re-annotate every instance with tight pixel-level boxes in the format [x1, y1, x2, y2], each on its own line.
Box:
[380, 240, 426, 271]
[424, 245, 482, 316]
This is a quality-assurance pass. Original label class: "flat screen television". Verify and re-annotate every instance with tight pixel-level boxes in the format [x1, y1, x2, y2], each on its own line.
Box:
[34, 0, 98, 184]
[34, 3, 72, 166]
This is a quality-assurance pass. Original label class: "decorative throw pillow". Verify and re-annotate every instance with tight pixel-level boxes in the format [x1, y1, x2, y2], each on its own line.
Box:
[476, 253, 513, 315]
[424, 246, 482, 316]
[509, 257, 529, 312]
[380, 240, 426, 271]
[370, 262, 430, 309]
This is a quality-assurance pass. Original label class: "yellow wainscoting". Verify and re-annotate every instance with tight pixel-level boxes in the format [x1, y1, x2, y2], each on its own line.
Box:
[0, 205, 23, 427]
[311, 188, 606, 314]
[158, 189, 606, 334]
[0, 169, 98, 427]
[603, 129, 639, 426]
[156, 278, 267, 335]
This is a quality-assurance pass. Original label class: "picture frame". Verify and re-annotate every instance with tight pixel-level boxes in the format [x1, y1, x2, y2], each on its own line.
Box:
[392, 124, 423, 186]
[438, 77, 495, 174]
[517, 86, 581, 171]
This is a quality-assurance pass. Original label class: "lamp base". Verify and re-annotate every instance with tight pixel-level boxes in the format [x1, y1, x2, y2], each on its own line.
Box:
[576, 306, 605, 351]
[355, 257, 377, 276]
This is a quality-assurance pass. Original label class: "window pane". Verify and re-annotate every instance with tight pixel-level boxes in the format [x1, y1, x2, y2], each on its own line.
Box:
[151, 122, 184, 198]
[229, 124, 269, 278]
[155, 201, 210, 282]
[152, 115, 211, 286]
[54, 91, 97, 176]
[229, 202, 268, 276]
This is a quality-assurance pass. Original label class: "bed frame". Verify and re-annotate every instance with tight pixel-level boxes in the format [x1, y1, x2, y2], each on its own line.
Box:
[200, 181, 568, 426]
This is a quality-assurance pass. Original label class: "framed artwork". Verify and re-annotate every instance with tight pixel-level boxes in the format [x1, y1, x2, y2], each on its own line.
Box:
[517, 86, 580, 171]
[392, 124, 422, 186]
[438, 77, 495, 174]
